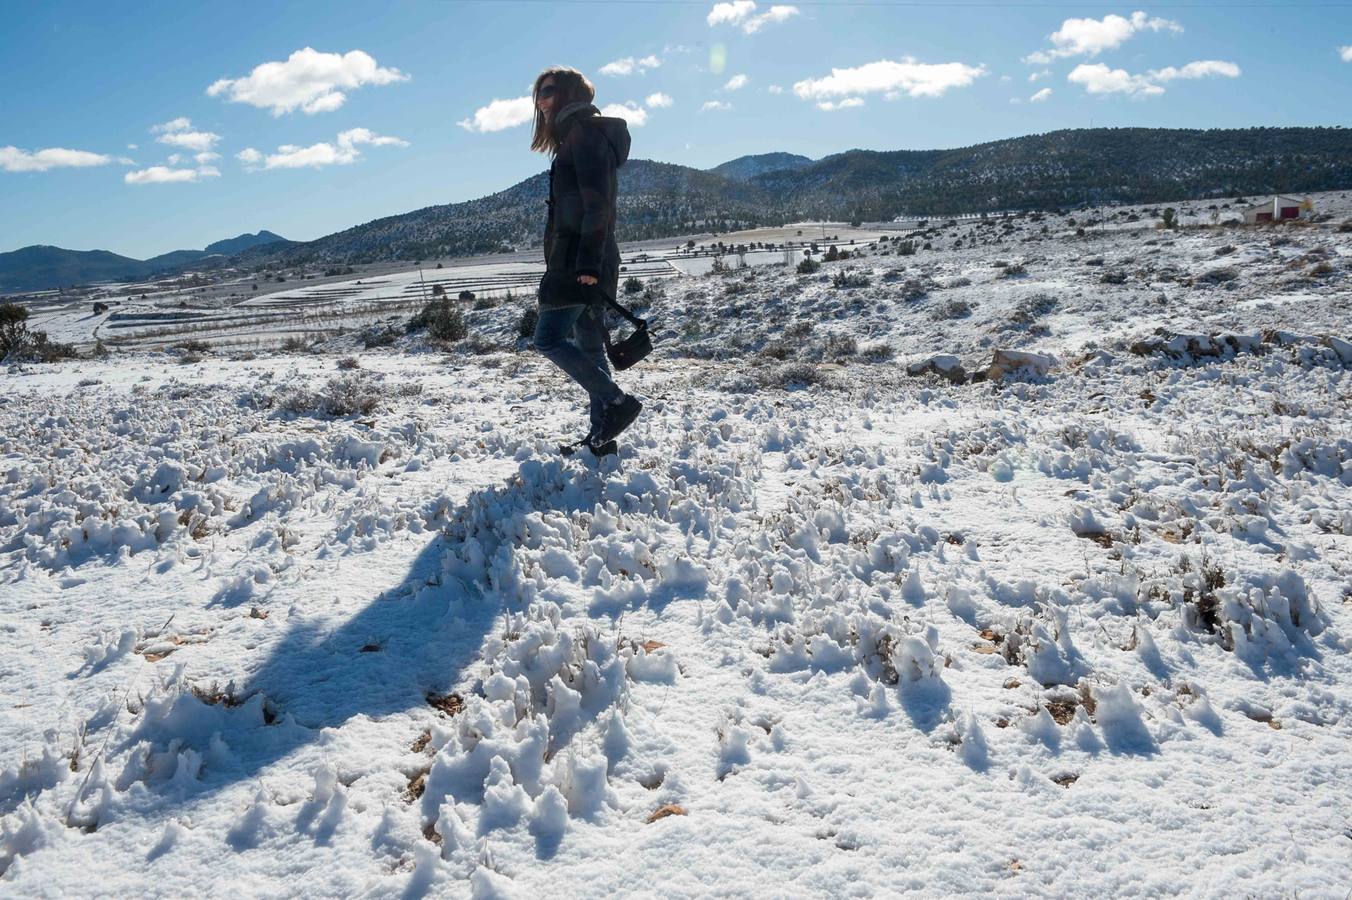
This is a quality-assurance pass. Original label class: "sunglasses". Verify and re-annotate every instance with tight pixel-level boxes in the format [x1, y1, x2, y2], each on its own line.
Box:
[538, 84, 557, 99]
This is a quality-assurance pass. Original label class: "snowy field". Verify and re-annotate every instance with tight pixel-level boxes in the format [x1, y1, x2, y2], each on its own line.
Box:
[2, 197, 1351, 897]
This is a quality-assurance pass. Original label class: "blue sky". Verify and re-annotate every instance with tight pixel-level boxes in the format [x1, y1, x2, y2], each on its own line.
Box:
[2, 0, 1349, 258]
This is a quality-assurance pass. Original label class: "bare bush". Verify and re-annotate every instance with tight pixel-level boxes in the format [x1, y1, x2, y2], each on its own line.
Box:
[410, 298, 468, 341]
[1197, 267, 1239, 284]
[831, 268, 871, 288]
[823, 333, 858, 359]
[517, 306, 539, 339]
[763, 362, 820, 389]
[1008, 293, 1057, 326]
[931, 299, 973, 320]
[281, 374, 385, 417]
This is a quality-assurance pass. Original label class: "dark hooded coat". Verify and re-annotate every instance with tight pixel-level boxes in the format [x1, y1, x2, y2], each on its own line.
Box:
[540, 103, 632, 307]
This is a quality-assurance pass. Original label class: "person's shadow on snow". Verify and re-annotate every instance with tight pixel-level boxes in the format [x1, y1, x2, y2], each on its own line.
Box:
[182, 456, 621, 818]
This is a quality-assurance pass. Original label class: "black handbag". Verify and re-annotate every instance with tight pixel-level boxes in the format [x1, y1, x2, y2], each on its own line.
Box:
[599, 295, 653, 370]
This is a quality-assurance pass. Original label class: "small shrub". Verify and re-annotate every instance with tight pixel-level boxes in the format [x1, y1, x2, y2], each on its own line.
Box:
[899, 279, 928, 302]
[463, 335, 498, 355]
[282, 336, 310, 352]
[784, 320, 814, 339]
[831, 268, 871, 288]
[823, 333, 858, 359]
[282, 374, 384, 417]
[174, 339, 210, 353]
[796, 257, 821, 274]
[1161, 208, 1178, 230]
[1215, 244, 1236, 256]
[337, 356, 361, 370]
[896, 240, 916, 256]
[859, 343, 895, 362]
[947, 276, 972, 288]
[1197, 267, 1238, 284]
[1009, 293, 1057, 326]
[931, 299, 972, 320]
[1338, 222, 1352, 233]
[768, 362, 820, 388]
[412, 298, 468, 341]
[1083, 256, 1104, 267]
[517, 306, 539, 339]
[1309, 260, 1334, 277]
[760, 339, 792, 360]
[473, 296, 497, 310]
[458, 290, 475, 301]
[1001, 262, 1027, 278]
[623, 276, 643, 294]
[363, 327, 397, 349]
[1100, 270, 1128, 285]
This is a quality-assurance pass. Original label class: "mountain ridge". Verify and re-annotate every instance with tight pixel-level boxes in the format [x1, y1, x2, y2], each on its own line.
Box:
[9, 126, 1352, 290]
[0, 231, 289, 293]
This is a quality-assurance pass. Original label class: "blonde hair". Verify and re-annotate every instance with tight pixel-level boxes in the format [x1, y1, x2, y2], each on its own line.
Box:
[530, 66, 596, 156]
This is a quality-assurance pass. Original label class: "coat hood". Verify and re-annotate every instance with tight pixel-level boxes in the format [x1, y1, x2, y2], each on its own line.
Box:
[555, 102, 631, 167]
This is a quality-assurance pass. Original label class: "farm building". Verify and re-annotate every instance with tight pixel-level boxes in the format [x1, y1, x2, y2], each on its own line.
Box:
[1242, 195, 1312, 224]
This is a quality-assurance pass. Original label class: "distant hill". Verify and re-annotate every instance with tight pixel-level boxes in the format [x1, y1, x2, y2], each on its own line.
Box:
[0, 230, 288, 293]
[205, 230, 288, 256]
[0, 246, 151, 294]
[246, 126, 1352, 268]
[709, 152, 814, 182]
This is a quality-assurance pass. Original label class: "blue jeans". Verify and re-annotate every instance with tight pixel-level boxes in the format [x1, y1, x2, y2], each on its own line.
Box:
[534, 304, 623, 434]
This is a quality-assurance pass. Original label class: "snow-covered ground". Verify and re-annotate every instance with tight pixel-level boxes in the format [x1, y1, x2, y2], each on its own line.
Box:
[2, 200, 1350, 897]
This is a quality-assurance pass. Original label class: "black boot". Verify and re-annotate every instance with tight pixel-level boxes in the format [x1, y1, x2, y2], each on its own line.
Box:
[595, 394, 642, 443]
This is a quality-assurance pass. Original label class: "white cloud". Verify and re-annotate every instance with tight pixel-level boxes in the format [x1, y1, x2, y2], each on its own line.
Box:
[457, 95, 535, 133]
[707, 1, 755, 26]
[1341, 45, 1352, 62]
[1029, 70, 1051, 82]
[1068, 59, 1239, 96]
[195, 151, 220, 164]
[645, 92, 673, 108]
[0, 146, 116, 173]
[700, 100, 733, 112]
[793, 58, 986, 101]
[1030, 87, 1053, 102]
[1025, 11, 1181, 63]
[724, 73, 749, 90]
[151, 117, 192, 134]
[767, 84, 784, 94]
[599, 55, 661, 76]
[1149, 60, 1241, 81]
[816, 98, 864, 111]
[124, 164, 220, 185]
[707, 1, 799, 34]
[166, 153, 183, 165]
[207, 47, 409, 116]
[1067, 63, 1164, 96]
[152, 117, 221, 152]
[240, 127, 408, 170]
[127, 143, 138, 150]
[600, 101, 649, 126]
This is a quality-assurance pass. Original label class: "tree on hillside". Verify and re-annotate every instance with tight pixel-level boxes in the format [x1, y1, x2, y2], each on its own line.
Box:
[0, 303, 29, 357]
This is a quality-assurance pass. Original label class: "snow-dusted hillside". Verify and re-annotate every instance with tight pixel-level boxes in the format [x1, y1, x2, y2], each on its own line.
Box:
[2, 202, 1349, 897]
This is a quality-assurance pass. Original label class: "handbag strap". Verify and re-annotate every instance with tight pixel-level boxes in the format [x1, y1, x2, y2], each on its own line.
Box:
[602, 293, 647, 330]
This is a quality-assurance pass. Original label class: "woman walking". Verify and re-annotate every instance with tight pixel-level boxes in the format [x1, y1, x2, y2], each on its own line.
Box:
[530, 66, 641, 455]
